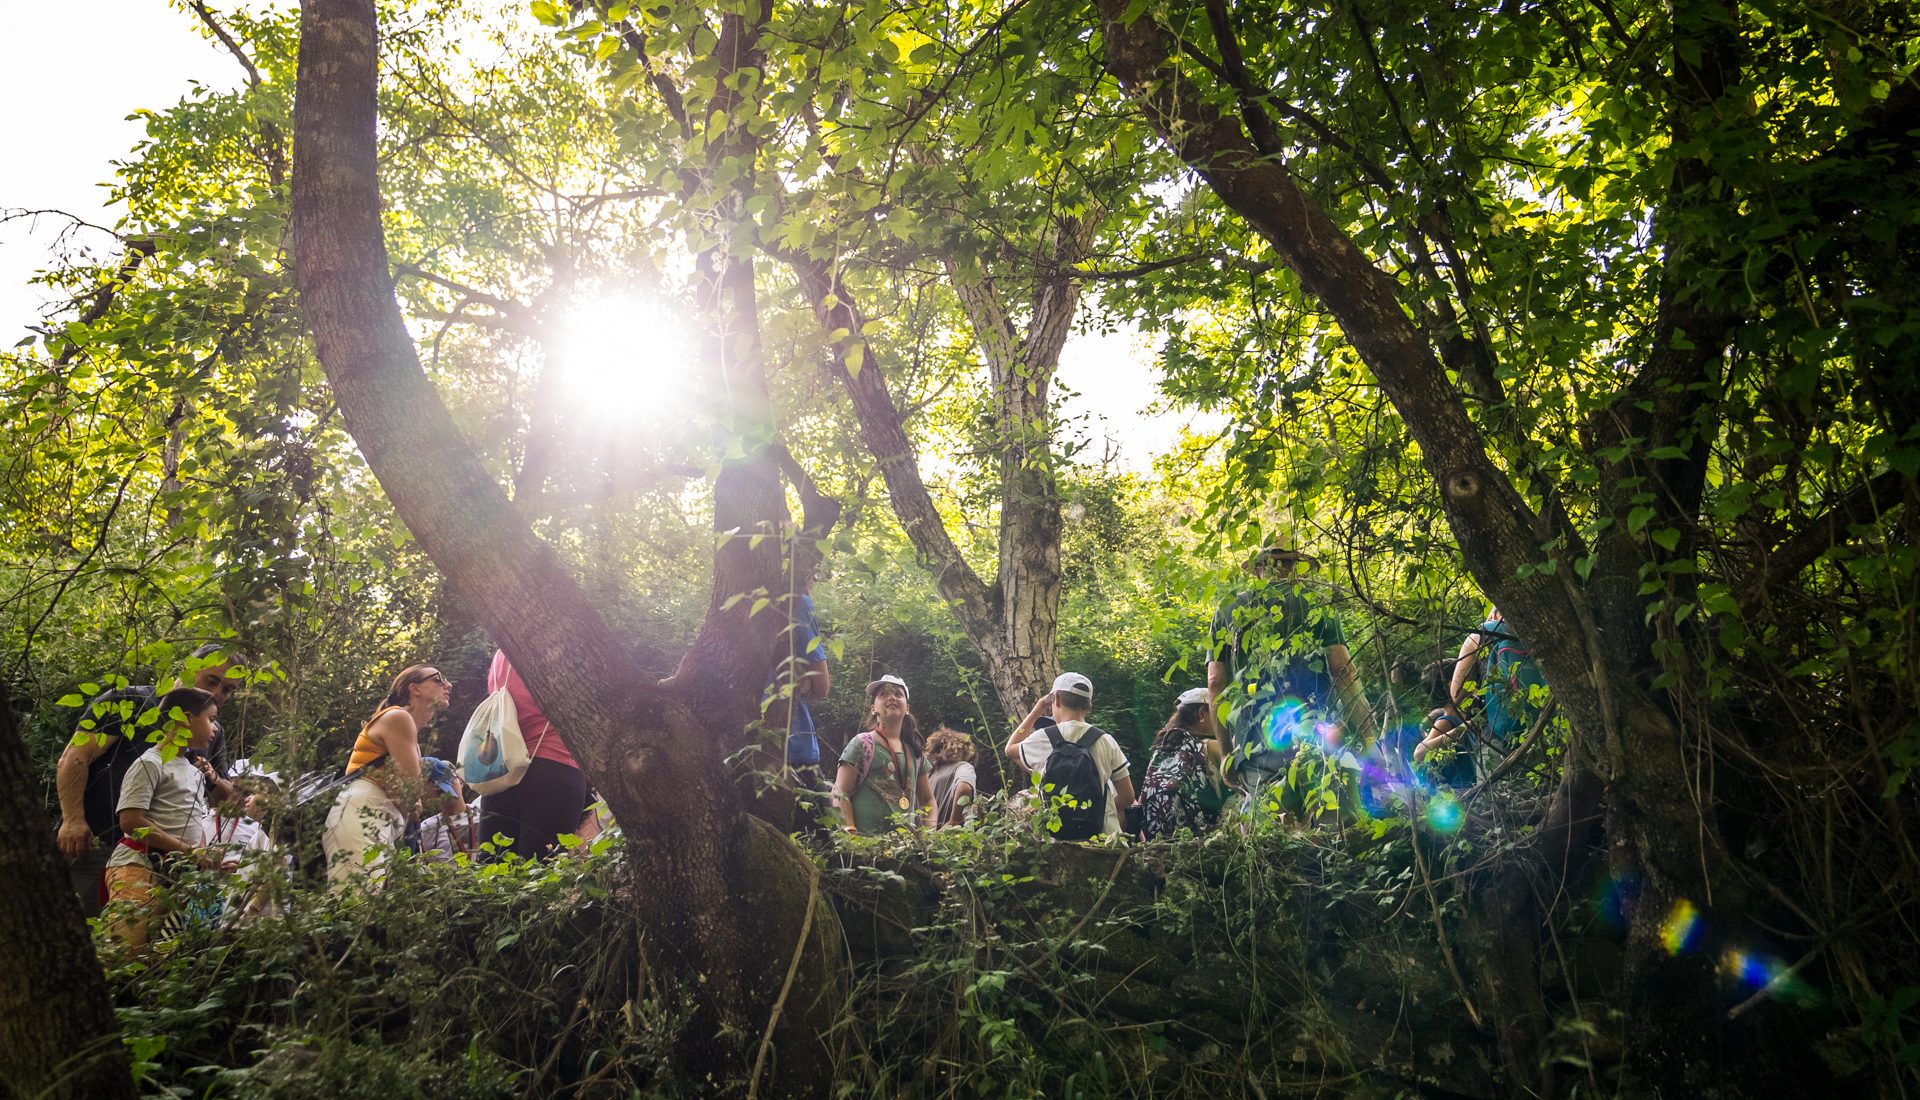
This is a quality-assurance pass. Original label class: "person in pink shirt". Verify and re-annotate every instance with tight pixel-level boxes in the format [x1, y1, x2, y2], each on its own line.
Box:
[479, 650, 589, 859]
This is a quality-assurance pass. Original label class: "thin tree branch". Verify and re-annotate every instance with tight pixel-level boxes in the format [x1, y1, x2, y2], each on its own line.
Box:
[391, 262, 539, 321]
[12, 469, 137, 674]
[49, 238, 158, 367]
[188, 1, 264, 88]
[1070, 249, 1270, 280]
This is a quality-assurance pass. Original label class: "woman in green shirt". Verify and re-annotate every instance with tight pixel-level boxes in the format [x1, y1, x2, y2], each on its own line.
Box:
[832, 675, 935, 835]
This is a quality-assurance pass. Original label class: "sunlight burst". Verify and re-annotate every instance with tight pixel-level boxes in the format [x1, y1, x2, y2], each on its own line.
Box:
[551, 293, 696, 424]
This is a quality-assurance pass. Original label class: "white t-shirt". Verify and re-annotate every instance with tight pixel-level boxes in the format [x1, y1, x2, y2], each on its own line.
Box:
[208, 815, 273, 873]
[415, 811, 482, 862]
[1016, 719, 1131, 836]
[108, 749, 207, 870]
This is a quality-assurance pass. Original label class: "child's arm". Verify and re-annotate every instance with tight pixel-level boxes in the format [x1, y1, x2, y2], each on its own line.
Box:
[117, 808, 219, 868]
[831, 763, 860, 832]
[194, 756, 236, 804]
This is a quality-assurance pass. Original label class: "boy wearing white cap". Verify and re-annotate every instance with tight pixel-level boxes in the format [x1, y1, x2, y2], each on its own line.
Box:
[1004, 672, 1135, 839]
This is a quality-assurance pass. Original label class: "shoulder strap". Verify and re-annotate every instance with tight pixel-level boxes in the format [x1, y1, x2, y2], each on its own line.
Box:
[854, 732, 877, 788]
[1045, 727, 1065, 752]
[904, 747, 919, 813]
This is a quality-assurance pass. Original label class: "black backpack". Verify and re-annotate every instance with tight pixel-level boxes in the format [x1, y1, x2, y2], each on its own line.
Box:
[1039, 726, 1112, 841]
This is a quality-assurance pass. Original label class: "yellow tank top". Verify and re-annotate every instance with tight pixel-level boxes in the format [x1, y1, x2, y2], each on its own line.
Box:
[348, 706, 405, 774]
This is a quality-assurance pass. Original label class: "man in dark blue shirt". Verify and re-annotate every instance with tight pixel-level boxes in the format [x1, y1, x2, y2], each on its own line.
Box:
[767, 588, 832, 789]
[1207, 547, 1371, 814]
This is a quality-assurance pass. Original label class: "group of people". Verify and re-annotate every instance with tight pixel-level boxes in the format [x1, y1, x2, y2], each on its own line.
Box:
[53, 646, 283, 948]
[51, 545, 1544, 948]
[50, 643, 607, 950]
[320, 649, 604, 889]
[820, 545, 1545, 842]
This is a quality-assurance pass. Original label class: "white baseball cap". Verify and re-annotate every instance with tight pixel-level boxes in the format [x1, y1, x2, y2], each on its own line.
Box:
[1177, 687, 1211, 706]
[865, 674, 910, 699]
[1051, 672, 1093, 700]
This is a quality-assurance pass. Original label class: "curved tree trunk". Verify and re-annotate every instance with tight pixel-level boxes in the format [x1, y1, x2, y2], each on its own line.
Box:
[0, 685, 136, 1100]
[1093, 2, 1747, 1089]
[290, 1, 841, 1088]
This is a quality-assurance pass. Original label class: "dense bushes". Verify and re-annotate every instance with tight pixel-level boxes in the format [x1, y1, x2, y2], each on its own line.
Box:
[103, 804, 1646, 1098]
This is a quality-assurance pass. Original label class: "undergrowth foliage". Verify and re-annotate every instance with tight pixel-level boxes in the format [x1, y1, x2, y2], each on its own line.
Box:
[107, 840, 684, 1100]
[102, 777, 1879, 1096]
[824, 812, 1506, 1098]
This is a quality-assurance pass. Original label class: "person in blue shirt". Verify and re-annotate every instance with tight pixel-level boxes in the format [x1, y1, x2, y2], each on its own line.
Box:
[766, 584, 832, 794]
[1448, 606, 1547, 771]
[1207, 546, 1372, 814]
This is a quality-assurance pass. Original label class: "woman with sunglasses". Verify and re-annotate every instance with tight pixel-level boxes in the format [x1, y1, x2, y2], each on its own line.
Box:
[321, 664, 450, 889]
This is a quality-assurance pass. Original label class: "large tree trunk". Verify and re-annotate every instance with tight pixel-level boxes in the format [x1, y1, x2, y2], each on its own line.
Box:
[779, 248, 1079, 728]
[0, 685, 136, 1100]
[290, 1, 841, 1088]
[1093, 2, 1745, 1089]
[942, 219, 1091, 721]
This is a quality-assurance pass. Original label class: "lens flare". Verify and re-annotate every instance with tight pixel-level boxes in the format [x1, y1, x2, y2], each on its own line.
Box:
[1718, 949, 1818, 1007]
[1316, 721, 1342, 749]
[1660, 899, 1703, 956]
[1261, 698, 1309, 753]
[1723, 951, 1772, 990]
[1594, 871, 1641, 930]
[1425, 792, 1464, 834]
[1356, 758, 1402, 816]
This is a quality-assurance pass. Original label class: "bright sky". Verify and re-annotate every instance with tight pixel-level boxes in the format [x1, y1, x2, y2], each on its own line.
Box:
[0, 1, 236, 343]
[0, 2, 1216, 471]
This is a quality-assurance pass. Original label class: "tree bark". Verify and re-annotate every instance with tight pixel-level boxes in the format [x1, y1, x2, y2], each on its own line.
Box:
[0, 685, 136, 1100]
[779, 246, 1079, 727]
[1093, 2, 1743, 1088]
[291, 1, 841, 1087]
[942, 217, 1090, 720]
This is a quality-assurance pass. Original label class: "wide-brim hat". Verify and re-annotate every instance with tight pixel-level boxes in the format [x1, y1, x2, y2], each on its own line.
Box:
[1254, 545, 1318, 568]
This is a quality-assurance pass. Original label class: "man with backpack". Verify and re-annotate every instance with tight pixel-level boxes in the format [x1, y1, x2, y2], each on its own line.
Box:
[1004, 672, 1135, 840]
[1448, 607, 1547, 771]
[1206, 546, 1372, 816]
[53, 643, 248, 918]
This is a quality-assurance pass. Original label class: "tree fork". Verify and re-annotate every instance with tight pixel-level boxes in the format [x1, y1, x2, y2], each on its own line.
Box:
[291, 0, 842, 1086]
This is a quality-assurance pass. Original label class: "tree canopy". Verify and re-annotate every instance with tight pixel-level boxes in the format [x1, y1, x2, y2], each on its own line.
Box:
[2, 0, 1916, 1094]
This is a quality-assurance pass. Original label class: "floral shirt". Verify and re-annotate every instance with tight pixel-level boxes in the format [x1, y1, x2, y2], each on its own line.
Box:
[1139, 730, 1225, 840]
